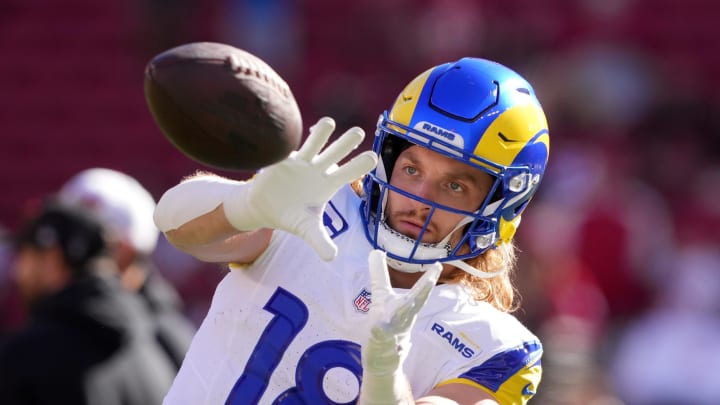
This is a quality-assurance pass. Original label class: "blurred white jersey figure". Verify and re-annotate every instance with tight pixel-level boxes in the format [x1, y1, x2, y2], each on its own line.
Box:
[58, 168, 159, 256]
[57, 168, 196, 370]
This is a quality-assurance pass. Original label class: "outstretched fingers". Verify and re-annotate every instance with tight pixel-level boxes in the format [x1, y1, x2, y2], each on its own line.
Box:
[328, 151, 378, 187]
[314, 126, 365, 170]
[295, 117, 336, 162]
[387, 262, 442, 332]
[296, 214, 338, 262]
[368, 250, 393, 303]
[406, 262, 442, 313]
[408, 262, 442, 301]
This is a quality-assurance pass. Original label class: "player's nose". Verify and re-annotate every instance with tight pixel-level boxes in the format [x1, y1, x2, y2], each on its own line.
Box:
[409, 181, 434, 212]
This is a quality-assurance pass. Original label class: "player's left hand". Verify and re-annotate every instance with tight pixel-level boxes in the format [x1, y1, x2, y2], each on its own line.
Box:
[223, 117, 378, 261]
[362, 249, 442, 376]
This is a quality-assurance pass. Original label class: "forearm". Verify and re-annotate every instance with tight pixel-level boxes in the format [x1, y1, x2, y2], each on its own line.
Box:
[163, 205, 236, 247]
[164, 204, 270, 261]
[154, 174, 270, 262]
[359, 370, 414, 405]
[154, 174, 242, 233]
[170, 222, 272, 263]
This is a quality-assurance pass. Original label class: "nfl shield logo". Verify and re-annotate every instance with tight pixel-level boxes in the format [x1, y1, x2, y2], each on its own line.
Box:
[354, 289, 372, 313]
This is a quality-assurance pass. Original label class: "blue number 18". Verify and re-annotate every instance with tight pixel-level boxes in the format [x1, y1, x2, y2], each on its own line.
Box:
[225, 287, 362, 405]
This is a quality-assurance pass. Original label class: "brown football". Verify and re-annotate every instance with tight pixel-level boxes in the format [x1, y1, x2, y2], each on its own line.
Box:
[144, 42, 303, 171]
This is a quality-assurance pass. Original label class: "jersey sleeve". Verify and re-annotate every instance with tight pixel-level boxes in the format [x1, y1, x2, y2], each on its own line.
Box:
[438, 341, 543, 405]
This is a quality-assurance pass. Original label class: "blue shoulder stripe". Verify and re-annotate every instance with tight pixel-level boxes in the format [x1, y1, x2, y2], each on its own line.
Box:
[458, 341, 542, 392]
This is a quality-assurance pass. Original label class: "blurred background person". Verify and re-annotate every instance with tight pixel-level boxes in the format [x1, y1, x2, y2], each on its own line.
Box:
[57, 167, 196, 370]
[608, 245, 720, 405]
[0, 224, 19, 340]
[0, 203, 175, 404]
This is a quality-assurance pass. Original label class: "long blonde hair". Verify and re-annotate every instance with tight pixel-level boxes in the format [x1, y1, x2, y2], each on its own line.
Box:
[351, 179, 520, 313]
[441, 242, 519, 312]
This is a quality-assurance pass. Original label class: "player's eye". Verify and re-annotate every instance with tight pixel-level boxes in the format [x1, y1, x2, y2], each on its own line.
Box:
[449, 181, 463, 192]
[405, 166, 418, 176]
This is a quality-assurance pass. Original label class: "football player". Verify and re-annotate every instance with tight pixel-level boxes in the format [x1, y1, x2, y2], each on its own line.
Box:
[154, 57, 550, 404]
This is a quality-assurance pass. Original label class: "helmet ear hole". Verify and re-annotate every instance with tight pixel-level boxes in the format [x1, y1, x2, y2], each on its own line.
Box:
[380, 134, 413, 180]
[369, 180, 382, 213]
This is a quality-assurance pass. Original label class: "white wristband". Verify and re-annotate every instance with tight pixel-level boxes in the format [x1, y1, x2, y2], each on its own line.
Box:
[221, 181, 263, 232]
[153, 175, 243, 232]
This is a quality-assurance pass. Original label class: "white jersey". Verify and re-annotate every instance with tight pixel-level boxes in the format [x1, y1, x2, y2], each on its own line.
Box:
[164, 185, 542, 405]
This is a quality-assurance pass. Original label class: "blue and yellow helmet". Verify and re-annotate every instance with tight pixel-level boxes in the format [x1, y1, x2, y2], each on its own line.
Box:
[361, 57, 550, 274]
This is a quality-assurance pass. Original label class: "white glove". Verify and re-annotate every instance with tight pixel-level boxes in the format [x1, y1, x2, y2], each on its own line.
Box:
[359, 250, 442, 405]
[223, 117, 378, 261]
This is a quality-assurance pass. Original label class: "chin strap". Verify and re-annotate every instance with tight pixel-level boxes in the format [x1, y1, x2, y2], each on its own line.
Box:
[387, 257, 505, 279]
[445, 259, 506, 279]
[378, 216, 506, 278]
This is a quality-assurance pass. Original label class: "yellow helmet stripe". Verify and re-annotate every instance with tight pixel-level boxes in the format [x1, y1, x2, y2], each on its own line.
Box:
[472, 103, 549, 167]
[388, 68, 434, 127]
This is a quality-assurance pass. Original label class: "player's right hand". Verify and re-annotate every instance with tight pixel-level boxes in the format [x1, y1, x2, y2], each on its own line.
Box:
[223, 117, 378, 261]
[358, 250, 441, 404]
[362, 250, 441, 375]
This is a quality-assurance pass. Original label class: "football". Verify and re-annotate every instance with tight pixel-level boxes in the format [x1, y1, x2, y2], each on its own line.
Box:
[144, 42, 303, 171]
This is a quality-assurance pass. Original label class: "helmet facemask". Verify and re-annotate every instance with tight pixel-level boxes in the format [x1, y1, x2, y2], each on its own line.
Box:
[361, 113, 539, 278]
[360, 58, 549, 278]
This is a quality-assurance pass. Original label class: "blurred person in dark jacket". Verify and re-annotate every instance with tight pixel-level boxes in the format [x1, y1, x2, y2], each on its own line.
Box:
[57, 167, 196, 370]
[0, 203, 175, 405]
[0, 224, 22, 339]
